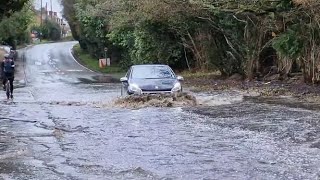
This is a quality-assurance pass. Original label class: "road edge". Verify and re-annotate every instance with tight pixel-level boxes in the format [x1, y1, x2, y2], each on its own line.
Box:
[69, 43, 95, 73]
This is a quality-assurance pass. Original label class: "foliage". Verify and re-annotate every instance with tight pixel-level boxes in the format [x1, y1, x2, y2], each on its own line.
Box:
[0, 0, 29, 19]
[272, 28, 303, 59]
[41, 19, 62, 41]
[0, 1, 34, 49]
[61, 0, 320, 83]
[61, 0, 80, 40]
[72, 0, 113, 59]
[108, 21, 183, 68]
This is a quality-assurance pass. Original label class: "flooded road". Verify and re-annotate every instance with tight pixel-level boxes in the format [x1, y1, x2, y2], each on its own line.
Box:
[0, 42, 319, 179]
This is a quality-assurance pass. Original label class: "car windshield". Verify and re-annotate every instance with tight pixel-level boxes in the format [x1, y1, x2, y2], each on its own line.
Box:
[131, 66, 175, 79]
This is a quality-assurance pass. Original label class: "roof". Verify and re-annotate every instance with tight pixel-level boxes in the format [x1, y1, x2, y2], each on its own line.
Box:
[131, 64, 169, 68]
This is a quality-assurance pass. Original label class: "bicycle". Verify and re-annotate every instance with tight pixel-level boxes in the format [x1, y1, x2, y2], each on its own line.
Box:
[4, 77, 12, 100]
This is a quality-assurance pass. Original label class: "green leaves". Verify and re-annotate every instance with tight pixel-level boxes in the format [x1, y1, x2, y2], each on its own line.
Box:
[0, 1, 34, 47]
[108, 21, 182, 67]
[0, 0, 29, 19]
[60, 0, 320, 82]
[39, 19, 62, 41]
[272, 29, 303, 59]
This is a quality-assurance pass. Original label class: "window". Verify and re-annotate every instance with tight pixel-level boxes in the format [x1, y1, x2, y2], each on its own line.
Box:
[131, 66, 174, 79]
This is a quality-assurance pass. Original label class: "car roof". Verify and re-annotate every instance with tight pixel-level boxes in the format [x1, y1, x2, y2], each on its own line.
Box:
[131, 64, 169, 68]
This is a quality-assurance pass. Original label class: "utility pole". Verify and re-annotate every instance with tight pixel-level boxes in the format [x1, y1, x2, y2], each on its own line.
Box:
[50, 0, 53, 19]
[46, 2, 48, 19]
[40, 0, 43, 42]
[40, 0, 42, 26]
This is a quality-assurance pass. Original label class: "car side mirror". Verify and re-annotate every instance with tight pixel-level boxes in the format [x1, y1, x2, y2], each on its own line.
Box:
[120, 77, 128, 82]
[177, 75, 184, 81]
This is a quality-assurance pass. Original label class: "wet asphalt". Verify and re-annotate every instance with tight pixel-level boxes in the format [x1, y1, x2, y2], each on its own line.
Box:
[0, 42, 319, 180]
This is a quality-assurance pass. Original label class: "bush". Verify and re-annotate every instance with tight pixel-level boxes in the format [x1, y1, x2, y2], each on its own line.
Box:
[33, 19, 61, 41]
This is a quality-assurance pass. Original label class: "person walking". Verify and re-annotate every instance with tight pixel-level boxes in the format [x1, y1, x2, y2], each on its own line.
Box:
[1, 53, 15, 99]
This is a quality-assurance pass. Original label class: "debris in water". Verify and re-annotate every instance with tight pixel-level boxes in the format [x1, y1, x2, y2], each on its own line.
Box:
[113, 92, 197, 108]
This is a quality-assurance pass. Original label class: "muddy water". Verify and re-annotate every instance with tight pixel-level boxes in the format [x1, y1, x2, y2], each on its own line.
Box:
[0, 42, 319, 179]
[113, 92, 197, 108]
[2, 87, 320, 179]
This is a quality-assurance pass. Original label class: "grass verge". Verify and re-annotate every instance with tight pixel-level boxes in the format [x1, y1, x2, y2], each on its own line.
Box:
[72, 44, 125, 78]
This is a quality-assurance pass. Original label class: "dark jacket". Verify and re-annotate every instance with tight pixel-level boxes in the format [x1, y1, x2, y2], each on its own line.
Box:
[1, 59, 15, 78]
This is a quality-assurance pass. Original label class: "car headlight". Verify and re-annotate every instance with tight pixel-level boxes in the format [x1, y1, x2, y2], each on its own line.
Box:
[171, 82, 182, 92]
[128, 84, 142, 94]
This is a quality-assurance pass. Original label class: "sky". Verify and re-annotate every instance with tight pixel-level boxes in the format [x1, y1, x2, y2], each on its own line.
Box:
[33, 0, 63, 18]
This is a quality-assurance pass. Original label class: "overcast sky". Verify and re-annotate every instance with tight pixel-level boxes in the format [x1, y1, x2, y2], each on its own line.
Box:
[34, 0, 63, 18]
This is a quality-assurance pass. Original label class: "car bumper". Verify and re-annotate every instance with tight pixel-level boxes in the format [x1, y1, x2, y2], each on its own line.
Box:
[141, 91, 173, 94]
[128, 90, 176, 95]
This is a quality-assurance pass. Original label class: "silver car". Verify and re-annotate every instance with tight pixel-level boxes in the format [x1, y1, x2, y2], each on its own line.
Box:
[120, 64, 184, 95]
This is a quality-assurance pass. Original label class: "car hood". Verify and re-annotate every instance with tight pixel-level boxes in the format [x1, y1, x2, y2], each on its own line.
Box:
[130, 78, 177, 91]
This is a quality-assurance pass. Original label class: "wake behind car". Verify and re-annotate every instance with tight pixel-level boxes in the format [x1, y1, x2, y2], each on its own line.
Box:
[120, 64, 184, 95]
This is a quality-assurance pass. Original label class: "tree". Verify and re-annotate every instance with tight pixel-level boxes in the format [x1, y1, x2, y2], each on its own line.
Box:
[61, 0, 80, 40]
[0, 0, 34, 48]
[0, 0, 29, 19]
[61, 0, 320, 83]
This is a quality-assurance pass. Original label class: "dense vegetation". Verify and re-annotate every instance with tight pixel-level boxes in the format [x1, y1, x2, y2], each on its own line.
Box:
[0, 0, 33, 49]
[32, 18, 62, 41]
[61, 0, 320, 83]
[0, 0, 29, 18]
